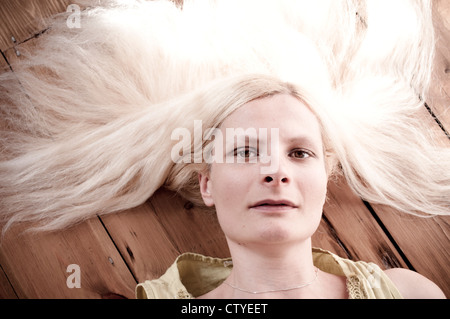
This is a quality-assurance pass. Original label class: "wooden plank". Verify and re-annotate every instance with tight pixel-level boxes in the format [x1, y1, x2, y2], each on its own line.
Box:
[0, 0, 70, 51]
[3, 29, 40, 67]
[429, 0, 450, 132]
[149, 188, 231, 259]
[0, 49, 8, 68]
[312, 216, 352, 258]
[101, 187, 230, 286]
[0, 265, 17, 298]
[0, 219, 136, 298]
[372, 205, 450, 298]
[322, 177, 408, 269]
[99, 201, 182, 282]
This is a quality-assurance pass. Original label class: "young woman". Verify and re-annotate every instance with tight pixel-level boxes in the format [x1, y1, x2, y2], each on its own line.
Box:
[0, 0, 448, 298]
[135, 75, 446, 299]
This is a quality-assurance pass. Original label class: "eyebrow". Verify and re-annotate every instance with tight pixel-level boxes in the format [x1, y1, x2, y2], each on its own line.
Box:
[287, 136, 317, 145]
[286, 135, 322, 151]
[224, 135, 259, 148]
[224, 128, 259, 146]
[224, 132, 319, 149]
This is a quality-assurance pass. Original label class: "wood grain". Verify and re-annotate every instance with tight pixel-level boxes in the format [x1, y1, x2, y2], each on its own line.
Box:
[0, 0, 70, 51]
[0, 50, 8, 69]
[0, 265, 17, 298]
[373, 205, 450, 297]
[0, 219, 136, 298]
[323, 177, 407, 269]
[312, 214, 354, 259]
[149, 188, 230, 258]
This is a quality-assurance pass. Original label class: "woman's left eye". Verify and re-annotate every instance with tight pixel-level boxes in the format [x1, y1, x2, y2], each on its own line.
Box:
[289, 149, 313, 159]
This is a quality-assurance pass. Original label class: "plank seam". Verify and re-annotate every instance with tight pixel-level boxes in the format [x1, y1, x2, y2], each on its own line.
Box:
[361, 200, 416, 271]
[148, 195, 183, 255]
[0, 263, 19, 299]
[96, 216, 139, 285]
[0, 50, 13, 71]
[320, 213, 353, 260]
[424, 102, 450, 139]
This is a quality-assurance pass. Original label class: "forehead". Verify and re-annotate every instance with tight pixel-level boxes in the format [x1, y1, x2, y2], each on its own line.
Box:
[219, 94, 322, 142]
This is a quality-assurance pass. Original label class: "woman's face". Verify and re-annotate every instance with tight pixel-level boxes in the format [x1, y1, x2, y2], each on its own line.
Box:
[199, 94, 328, 246]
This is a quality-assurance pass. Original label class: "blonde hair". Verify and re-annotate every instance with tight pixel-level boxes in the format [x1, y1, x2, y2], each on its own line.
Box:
[0, 0, 448, 232]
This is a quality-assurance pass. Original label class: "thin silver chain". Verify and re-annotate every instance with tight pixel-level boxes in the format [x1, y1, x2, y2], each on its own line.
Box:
[223, 267, 319, 294]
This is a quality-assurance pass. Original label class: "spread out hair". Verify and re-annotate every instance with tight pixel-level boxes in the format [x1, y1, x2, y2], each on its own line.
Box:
[0, 0, 448, 232]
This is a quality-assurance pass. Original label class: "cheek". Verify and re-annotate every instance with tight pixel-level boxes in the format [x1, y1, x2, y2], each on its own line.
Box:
[299, 166, 328, 208]
[209, 165, 254, 227]
[293, 167, 328, 238]
[209, 165, 250, 207]
[305, 171, 328, 211]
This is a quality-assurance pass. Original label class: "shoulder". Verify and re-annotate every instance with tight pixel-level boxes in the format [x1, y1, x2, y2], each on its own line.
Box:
[384, 268, 446, 299]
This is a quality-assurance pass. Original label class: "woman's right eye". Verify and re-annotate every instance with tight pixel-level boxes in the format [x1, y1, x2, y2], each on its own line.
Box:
[234, 147, 258, 159]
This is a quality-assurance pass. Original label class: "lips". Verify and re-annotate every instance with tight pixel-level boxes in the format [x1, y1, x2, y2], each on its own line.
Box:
[250, 199, 298, 211]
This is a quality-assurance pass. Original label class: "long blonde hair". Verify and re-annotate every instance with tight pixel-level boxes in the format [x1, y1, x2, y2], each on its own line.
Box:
[0, 0, 448, 232]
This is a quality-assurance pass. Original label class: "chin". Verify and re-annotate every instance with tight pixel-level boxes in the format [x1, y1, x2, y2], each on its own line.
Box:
[254, 219, 319, 245]
[257, 225, 301, 243]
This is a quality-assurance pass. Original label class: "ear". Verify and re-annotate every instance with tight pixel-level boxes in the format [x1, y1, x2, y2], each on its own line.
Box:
[198, 172, 215, 207]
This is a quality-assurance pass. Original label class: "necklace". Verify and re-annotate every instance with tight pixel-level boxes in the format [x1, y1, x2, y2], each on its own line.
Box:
[223, 267, 319, 295]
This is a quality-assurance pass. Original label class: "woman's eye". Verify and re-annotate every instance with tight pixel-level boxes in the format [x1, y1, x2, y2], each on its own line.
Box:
[234, 147, 258, 158]
[289, 149, 313, 159]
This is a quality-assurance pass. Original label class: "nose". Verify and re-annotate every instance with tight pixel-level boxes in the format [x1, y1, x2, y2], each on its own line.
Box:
[261, 149, 291, 186]
[264, 175, 289, 185]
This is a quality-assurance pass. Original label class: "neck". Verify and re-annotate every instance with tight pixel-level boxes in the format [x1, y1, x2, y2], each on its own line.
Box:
[224, 239, 318, 298]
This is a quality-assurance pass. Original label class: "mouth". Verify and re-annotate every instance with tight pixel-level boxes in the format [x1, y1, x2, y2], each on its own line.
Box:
[249, 199, 298, 211]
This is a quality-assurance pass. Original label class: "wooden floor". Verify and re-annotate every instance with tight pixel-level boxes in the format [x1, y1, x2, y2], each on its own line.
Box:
[0, 0, 449, 299]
